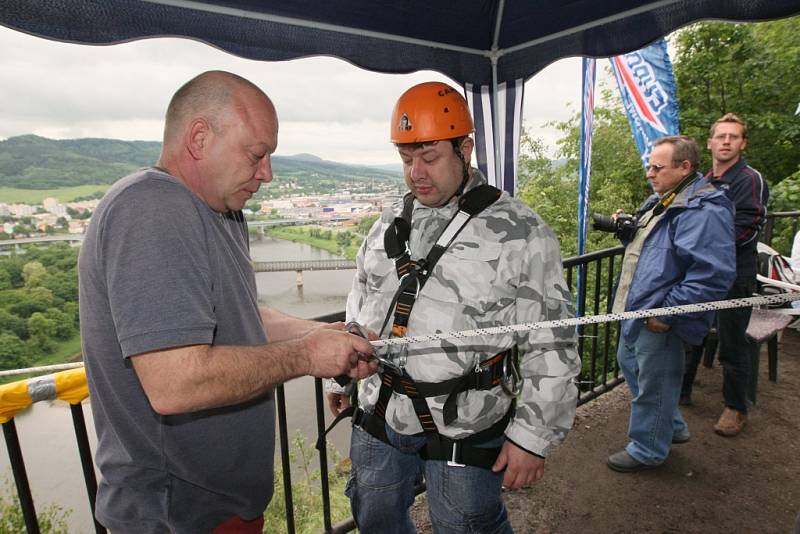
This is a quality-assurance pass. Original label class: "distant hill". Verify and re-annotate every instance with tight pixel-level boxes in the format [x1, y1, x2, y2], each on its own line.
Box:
[0, 135, 403, 191]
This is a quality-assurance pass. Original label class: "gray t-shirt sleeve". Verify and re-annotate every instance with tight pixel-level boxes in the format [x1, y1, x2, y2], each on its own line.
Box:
[100, 179, 216, 357]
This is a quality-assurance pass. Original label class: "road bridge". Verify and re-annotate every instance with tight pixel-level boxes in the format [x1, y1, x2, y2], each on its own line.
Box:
[253, 259, 356, 287]
[249, 216, 357, 228]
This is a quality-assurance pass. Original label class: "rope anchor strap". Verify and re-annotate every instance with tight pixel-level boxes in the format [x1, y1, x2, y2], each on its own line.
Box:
[370, 292, 800, 348]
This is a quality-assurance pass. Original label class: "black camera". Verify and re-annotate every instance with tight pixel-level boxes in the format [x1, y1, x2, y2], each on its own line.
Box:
[591, 213, 639, 241]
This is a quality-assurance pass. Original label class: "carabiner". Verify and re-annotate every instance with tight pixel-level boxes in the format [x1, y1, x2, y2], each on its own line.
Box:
[500, 348, 524, 397]
[346, 321, 404, 374]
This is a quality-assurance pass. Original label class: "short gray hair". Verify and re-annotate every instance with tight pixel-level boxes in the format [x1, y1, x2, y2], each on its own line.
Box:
[653, 135, 699, 172]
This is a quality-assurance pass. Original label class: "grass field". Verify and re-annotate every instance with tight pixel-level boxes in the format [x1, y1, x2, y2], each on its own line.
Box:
[0, 185, 109, 204]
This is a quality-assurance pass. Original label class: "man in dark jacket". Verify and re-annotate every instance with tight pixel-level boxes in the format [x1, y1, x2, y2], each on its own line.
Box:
[688, 113, 768, 437]
[607, 136, 736, 472]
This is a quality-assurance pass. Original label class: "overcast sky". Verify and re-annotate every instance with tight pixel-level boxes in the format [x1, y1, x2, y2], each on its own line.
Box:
[0, 24, 612, 166]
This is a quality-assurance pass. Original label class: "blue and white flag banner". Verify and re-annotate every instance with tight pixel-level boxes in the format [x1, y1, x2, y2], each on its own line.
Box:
[610, 38, 680, 169]
[577, 57, 596, 259]
[465, 80, 524, 195]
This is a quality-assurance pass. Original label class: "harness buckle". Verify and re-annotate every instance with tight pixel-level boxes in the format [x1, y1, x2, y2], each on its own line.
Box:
[447, 441, 466, 468]
[352, 408, 367, 431]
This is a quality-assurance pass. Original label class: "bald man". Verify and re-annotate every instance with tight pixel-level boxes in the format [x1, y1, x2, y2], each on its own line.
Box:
[79, 71, 376, 534]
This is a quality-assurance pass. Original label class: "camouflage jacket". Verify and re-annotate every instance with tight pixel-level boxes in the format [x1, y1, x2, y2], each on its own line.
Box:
[347, 169, 580, 456]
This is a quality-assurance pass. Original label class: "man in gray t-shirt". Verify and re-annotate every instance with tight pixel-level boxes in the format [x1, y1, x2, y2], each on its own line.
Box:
[79, 71, 376, 534]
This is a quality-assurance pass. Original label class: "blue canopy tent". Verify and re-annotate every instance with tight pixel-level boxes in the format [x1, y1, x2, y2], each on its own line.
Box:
[2, 0, 799, 193]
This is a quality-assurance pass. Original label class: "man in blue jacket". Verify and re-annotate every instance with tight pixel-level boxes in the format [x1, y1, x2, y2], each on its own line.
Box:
[607, 136, 736, 473]
[681, 113, 768, 437]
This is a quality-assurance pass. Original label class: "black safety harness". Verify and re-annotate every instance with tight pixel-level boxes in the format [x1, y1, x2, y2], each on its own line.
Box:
[321, 184, 522, 469]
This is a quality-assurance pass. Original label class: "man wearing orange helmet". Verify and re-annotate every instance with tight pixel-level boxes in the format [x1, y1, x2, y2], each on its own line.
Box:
[326, 81, 580, 532]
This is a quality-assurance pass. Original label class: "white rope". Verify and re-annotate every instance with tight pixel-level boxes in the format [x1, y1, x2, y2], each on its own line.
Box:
[0, 362, 84, 378]
[1, 292, 797, 378]
[371, 292, 800, 348]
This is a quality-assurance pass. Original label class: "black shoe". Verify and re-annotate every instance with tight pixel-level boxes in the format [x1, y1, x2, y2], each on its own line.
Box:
[672, 433, 691, 444]
[679, 394, 692, 406]
[607, 450, 660, 473]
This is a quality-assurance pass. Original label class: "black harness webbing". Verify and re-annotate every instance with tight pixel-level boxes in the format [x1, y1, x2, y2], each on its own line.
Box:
[350, 401, 514, 470]
[366, 185, 513, 468]
[380, 184, 502, 339]
[318, 185, 516, 470]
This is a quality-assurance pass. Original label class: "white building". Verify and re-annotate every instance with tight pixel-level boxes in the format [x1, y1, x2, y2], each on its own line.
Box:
[9, 204, 36, 217]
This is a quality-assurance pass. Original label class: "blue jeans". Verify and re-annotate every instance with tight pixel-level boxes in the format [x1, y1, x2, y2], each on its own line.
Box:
[346, 425, 513, 534]
[617, 328, 689, 465]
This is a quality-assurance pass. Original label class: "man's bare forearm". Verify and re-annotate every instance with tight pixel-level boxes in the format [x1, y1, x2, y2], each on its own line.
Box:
[260, 306, 325, 341]
[132, 340, 310, 415]
[131, 326, 376, 416]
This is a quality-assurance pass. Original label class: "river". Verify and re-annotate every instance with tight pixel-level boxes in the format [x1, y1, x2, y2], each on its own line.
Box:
[0, 237, 356, 533]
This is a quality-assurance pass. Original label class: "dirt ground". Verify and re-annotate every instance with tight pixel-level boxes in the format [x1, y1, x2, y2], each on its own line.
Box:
[411, 327, 800, 533]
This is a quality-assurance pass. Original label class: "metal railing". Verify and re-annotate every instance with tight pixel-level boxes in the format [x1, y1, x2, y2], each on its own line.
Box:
[564, 246, 627, 404]
[762, 210, 800, 252]
[3, 210, 798, 534]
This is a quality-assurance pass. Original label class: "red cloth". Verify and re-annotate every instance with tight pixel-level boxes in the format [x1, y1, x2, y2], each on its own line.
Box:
[210, 515, 265, 534]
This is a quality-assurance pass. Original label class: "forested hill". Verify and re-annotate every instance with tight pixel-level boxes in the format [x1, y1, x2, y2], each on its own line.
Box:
[0, 135, 402, 190]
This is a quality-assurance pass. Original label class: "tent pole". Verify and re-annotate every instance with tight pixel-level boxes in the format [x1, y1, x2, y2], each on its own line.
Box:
[490, 0, 507, 192]
[491, 55, 502, 188]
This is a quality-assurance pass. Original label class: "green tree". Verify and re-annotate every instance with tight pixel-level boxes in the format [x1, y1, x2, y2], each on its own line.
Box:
[0, 309, 28, 339]
[41, 271, 78, 306]
[336, 231, 353, 249]
[357, 214, 380, 236]
[0, 270, 11, 291]
[62, 301, 79, 329]
[0, 258, 24, 288]
[673, 19, 800, 184]
[518, 86, 648, 258]
[7, 286, 55, 318]
[0, 333, 28, 369]
[22, 261, 47, 287]
[765, 169, 800, 254]
[44, 308, 76, 340]
[27, 312, 57, 353]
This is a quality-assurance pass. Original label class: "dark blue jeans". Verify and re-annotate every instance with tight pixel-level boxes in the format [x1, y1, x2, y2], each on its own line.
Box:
[717, 277, 758, 414]
[346, 425, 512, 534]
[681, 342, 705, 397]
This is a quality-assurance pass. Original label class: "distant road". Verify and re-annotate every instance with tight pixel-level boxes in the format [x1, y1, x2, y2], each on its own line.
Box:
[0, 235, 83, 249]
[0, 215, 365, 249]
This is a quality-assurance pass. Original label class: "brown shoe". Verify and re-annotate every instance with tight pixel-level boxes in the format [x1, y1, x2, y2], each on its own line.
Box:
[714, 407, 747, 437]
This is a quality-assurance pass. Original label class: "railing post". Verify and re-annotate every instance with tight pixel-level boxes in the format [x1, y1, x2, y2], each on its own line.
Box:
[314, 378, 333, 532]
[69, 403, 106, 534]
[763, 215, 775, 246]
[276, 385, 296, 534]
[2, 419, 40, 534]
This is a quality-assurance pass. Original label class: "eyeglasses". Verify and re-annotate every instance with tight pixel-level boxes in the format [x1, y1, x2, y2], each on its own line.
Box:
[646, 163, 666, 173]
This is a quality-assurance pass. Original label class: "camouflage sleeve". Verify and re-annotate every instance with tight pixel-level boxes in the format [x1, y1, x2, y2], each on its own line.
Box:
[505, 219, 581, 457]
[345, 236, 369, 324]
[326, 221, 377, 395]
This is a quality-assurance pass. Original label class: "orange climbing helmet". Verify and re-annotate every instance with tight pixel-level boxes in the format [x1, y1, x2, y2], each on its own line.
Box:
[390, 81, 475, 144]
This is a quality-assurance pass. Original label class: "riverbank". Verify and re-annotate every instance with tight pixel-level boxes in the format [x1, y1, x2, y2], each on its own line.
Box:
[261, 225, 361, 260]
